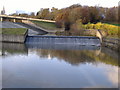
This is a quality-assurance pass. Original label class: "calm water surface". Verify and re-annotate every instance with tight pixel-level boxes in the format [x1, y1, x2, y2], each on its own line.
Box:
[1, 43, 119, 88]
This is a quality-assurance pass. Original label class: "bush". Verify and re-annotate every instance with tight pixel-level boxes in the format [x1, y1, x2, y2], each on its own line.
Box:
[84, 22, 119, 37]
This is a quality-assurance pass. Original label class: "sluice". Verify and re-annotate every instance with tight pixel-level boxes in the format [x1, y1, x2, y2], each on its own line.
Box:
[26, 35, 101, 46]
[25, 36, 101, 50]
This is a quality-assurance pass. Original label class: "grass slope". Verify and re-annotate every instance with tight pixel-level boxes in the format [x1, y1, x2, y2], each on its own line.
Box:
[31, 21, 61, 30]
[2, 28, 27, 35]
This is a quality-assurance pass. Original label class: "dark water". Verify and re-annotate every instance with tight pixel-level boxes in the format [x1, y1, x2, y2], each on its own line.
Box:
[0, 43, 119, 88]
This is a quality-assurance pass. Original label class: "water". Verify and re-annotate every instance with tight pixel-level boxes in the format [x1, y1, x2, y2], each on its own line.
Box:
[26, 36, 101, 46]
[0, 43, 119, 88]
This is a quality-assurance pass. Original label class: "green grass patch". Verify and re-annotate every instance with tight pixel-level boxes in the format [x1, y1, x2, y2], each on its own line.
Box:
[31, 21, 61, 30]
[2, 28, 27, 35]
[103, 22, 120, 27]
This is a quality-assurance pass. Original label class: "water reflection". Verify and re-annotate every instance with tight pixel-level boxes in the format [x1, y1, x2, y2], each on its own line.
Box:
[1, 43, 119, 88]
[1, 42, 28, 56]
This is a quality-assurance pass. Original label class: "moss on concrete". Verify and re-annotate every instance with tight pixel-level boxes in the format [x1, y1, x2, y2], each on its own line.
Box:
[2, 28, 27, 35]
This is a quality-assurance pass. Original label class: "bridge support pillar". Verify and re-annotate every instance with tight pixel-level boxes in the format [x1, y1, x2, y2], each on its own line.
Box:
[13, 19, 16, 23]
[0, 17, 3, 22]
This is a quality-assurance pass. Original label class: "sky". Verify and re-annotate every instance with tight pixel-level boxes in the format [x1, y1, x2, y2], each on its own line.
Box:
[0, 0, 120, 14]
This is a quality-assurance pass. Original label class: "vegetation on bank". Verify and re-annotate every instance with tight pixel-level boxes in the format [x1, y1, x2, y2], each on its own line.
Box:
[84, 22, 119, 37]
[56, 22, 120, 37]
[103, 22, 120, 27]
[32, 21, 63, 30]
[2, 28, 27, 35]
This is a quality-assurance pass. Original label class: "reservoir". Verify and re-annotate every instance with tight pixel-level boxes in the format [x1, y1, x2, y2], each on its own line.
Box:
[1, 42, 118, 88]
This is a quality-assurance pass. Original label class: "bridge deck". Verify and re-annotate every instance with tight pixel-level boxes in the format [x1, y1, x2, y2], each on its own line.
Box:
[0, 15, 55, 23]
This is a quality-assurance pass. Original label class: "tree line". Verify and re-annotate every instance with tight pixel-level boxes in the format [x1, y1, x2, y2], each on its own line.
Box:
[11, 4, 119, 31]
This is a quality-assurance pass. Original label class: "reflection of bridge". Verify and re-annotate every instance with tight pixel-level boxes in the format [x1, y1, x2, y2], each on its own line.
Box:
[0, 15, 55, 23]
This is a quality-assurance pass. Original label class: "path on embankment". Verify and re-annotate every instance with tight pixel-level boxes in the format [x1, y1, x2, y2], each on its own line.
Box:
[1, 21, 48, 35]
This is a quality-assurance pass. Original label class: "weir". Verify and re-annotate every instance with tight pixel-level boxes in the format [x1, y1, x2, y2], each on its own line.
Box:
[25, 35, 101, 46]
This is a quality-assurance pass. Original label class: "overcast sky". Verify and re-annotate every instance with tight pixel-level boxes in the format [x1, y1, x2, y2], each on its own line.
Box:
[0, 0, 119, 14]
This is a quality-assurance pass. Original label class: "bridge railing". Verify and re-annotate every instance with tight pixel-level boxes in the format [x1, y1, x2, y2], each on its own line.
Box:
[0, 15, 55, 23]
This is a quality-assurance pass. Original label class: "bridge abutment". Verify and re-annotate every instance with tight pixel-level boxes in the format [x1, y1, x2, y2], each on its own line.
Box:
[13, 19, 16, 23]
[0, 17, 3, 22]
[96, 29, 103, 43]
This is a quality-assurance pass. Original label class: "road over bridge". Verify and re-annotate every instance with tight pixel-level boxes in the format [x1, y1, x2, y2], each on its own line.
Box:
[0, 15, 55, 23]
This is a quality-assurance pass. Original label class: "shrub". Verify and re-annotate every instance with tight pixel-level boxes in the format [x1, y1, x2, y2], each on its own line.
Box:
[84, 22, 119, 37]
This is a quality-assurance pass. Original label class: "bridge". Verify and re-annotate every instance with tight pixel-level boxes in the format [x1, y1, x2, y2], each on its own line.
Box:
[0, 15, 55, 23]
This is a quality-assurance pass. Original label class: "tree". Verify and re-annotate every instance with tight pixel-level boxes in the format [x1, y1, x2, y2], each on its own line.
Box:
[36, 8, 50, 19]
[56, 9, 71, 30]
[19, 13, 29, 17]
[29, 12, 35, 18]
[89, 6, 100, 23]
[10, 13, 19, 16]
[118, 6, 120, 23]
[50, 7, 58, 20]
[80, 6, 90, 24]
[104, 7, 117, 22]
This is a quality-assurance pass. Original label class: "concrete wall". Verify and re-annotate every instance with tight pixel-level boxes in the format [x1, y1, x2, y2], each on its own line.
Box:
[75, 29, 104, 43]
[102, 38, 120, 52]
[1, 29, 28, 43]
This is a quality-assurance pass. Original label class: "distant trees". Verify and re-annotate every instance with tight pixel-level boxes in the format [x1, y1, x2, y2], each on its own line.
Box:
[55, 5, 102, 31]
[29, 12, 35, 18]
[36, 7, 58, 20]
[11, 13, 29, 17]
[10, 4, 118, 31]
[104, 7, 117, 22]
[36, 8, 50, 19]
[50, 7, 58, 20]
[10, 13, 19, 16]
[19, 13, 29, 17]
[119, 6, 120, 23]
[55, 5, 118, 31]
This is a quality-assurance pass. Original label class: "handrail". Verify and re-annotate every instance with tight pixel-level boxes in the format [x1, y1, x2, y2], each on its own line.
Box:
[0, 15, 55, 23]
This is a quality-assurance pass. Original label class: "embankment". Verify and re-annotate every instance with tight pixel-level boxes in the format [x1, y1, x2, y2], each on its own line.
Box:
[1, 28, 28, 43]
[102, 37, 120, 52]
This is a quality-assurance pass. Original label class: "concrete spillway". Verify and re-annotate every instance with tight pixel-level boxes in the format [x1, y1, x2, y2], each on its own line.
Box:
[25, 36, 101, 48]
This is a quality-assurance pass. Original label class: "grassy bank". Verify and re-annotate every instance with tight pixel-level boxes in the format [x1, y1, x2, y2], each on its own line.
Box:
[2, 28, 28, 35]
[31, 21, 62, 30]
[84, 22, 120, 37]
[102, 22, 120, 27]
[56, 22, 120, 37]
